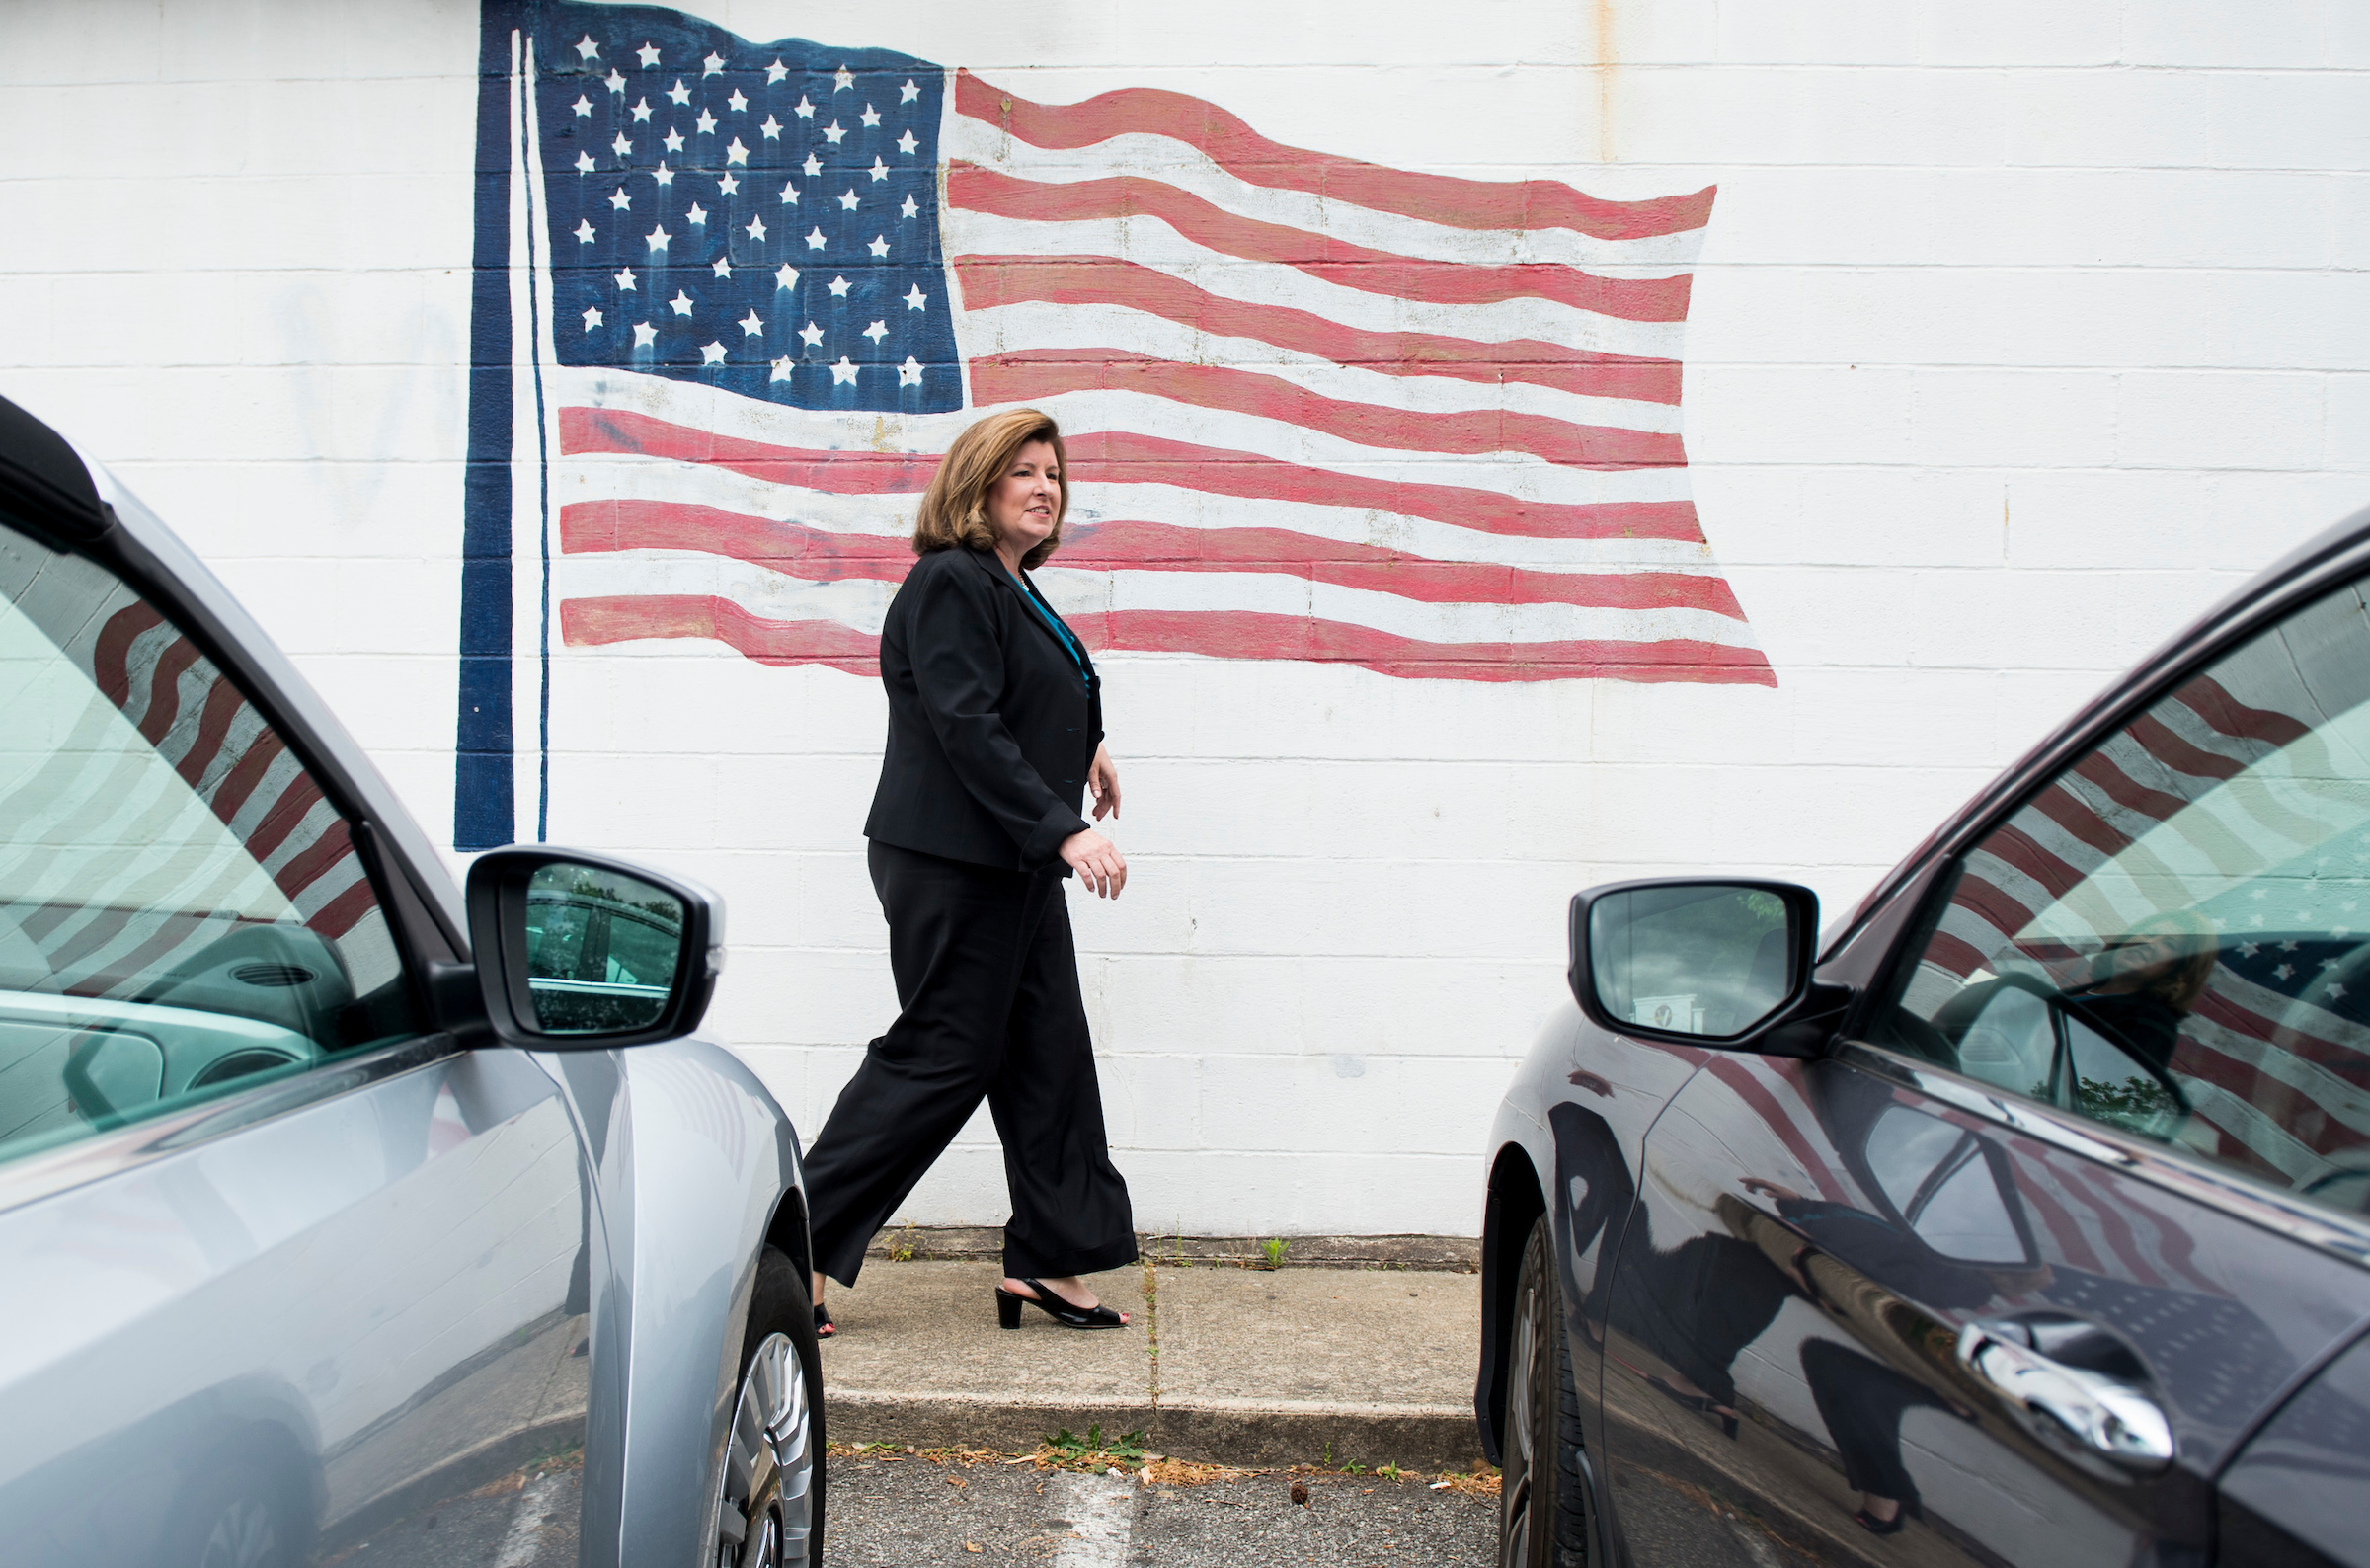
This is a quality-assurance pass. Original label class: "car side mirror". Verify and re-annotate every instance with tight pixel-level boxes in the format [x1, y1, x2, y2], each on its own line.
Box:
[465, 846, 723, 1050]
[1569, 879, 1833, 1053]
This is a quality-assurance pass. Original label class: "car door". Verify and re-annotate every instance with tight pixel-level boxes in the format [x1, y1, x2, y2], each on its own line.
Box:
[0, 511, 597, 1566]
[1594, 566, 2370, 1566]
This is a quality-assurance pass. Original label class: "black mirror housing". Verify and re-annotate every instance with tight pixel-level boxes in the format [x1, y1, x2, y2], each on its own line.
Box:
[1567, 878, 1838, 1056]
[465, 845, 723, 1050]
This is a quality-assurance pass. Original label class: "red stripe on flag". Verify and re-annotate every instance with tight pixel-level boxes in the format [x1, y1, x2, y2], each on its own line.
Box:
[558, 407, 944, 493]
[562, 595, 884, 675]
[562, 594, 1775, 685]
[948, 163, 1694, 322]
[561, 502, 1749, 618]
[971, 348, 1687, 470]
[951, 254, 1686, 404]
[559, 411, 1711, 544]
[92, 603, 165, 710]
[953, 71, 1715, 242]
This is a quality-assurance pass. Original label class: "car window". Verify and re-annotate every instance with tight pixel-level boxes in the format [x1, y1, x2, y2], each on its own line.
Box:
[1880, 575, 2370, 1217]
[0, 521, 421, 1163]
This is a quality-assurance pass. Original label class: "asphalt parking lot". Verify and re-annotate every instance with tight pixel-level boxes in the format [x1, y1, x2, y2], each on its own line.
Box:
[825, 1448, 1499, 1567]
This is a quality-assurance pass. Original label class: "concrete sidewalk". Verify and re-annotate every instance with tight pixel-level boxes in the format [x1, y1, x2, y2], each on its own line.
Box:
[819, 1258, 1488, 1472]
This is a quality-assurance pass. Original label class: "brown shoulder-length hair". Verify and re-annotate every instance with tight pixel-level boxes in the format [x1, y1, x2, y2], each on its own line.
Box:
[910, 407, 1069, 570]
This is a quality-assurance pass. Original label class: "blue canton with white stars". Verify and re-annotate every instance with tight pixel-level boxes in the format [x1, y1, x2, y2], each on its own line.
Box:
[531, 3, 958, 413]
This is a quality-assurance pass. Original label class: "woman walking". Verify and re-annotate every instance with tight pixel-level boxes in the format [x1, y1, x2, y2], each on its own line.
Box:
[804, 407, 1137, 1334]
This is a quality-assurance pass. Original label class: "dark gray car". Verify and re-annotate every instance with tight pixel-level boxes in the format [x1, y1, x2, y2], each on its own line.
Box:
[1479, 509, 2370, 1567]
[0, 394, 823, 1567]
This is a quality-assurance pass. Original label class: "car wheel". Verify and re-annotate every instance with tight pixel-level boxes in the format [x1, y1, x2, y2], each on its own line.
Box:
[1499, 1214, 1591, 1567]
[715, 1245, 826, 1567]
[160, 1456, 297, 1568]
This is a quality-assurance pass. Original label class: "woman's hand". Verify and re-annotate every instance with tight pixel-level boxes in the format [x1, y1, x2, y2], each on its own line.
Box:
[1087, 744, 1121, 821]
[1060, 828, 1127, 899]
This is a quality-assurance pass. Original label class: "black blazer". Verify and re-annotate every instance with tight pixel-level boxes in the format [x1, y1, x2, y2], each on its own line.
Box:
[863, 546, 1104, 873]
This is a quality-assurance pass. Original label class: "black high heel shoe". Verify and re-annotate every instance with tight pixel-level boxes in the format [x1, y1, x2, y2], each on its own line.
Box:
[996, 1278, 1130, 1330]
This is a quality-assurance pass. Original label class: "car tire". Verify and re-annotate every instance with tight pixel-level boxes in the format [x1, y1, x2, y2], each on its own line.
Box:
[159, 1453, 300, 1568]
[714, 1244, 827, 1567]
[1498, 1214, 1592, 1568]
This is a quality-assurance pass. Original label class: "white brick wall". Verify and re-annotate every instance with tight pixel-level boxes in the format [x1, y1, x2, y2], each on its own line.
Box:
[4, 0, 2366, 1237]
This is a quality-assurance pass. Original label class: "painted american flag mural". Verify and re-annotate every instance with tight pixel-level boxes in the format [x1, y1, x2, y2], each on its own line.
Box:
[453, 0, 1765, 849]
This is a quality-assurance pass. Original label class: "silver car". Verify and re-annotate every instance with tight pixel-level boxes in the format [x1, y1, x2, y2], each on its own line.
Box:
[0, 393, 824, 1568]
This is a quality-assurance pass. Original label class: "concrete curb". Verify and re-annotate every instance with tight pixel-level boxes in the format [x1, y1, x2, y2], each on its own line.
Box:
[826, 1391, 1486, 1472]
[865, 1226, 1481, 1273]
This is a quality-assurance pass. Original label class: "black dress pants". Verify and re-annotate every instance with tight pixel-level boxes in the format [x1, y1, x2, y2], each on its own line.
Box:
[803, 839, 1138, 1286]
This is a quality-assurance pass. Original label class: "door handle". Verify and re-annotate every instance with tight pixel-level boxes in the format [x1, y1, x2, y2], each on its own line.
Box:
[1955, 1320, 2174, 1474]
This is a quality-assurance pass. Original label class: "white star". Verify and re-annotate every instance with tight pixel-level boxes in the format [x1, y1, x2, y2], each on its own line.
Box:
[652, 160, 674, 187]
[867, 234, 889, 257]
[746, 214, 767, 241]
[630, 97, 653, 122]
[834, 65, 854, 91]
[667, 78, 691, 106]
[685, 201, 708, 225]
[802, 152, 824, 178]
[646, 224, 671, 252]
[740, 308, 765, 336]
[2282, 939, 2301, 951]
[760, 115, 783, 139]
[671, 289, 694, 316]
[696, 108, 717, 135]
[861, 103, 881, 127]
[714, 256, 734, 278]
[774, 264, 800, 289]
[2333, 983, 2350, 1000]
[899, 355, 923, 385]
[901, 194, 919, 220]
[805, 226, 827, 249]
[778, 182, 801, 205]
[604, 69, 626, 94]
[900, 78, 920, 103]
[765, 59, 789, 85]
[904, 283, 927, 309]
[575, 150, 596, 173]
[614, 267, 637, 290]
[897, 129, 918, 156]
[799, 321, 824, 347]
[572, 95, 592, 118]
[663, 126, 685, 153]
[608, 186, 632, 210]
[863, 319, 888, 343]
[837, 189, 859, 210]
[828, 274, 851, 296]
[636, 41, 661, 68]
[868, 156, 889, 183]
[770, 355, 796, 382]
[824, 119, 847, 144]
[726, 136, 750, 165]
[703, 51, 726, 77]
[574, 218, 596, 243]
[2239, 941, 2260, 958]
[830, 355, 859, 383]
[583, 304, 603, 330]
[632, 321, 657, 348]
[2276, 963, 2296, 980]
[718, 171, 740, 195]
[728, 89, 749, 113]
[611, 131, 633, 157]
[795, 95, 816, 119]
[575, 35, 599, 60]
[702, 340, 728, 364]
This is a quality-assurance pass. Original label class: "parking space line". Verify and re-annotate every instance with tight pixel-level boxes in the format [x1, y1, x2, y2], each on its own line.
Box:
[1050, 1471, 1135, 1567]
